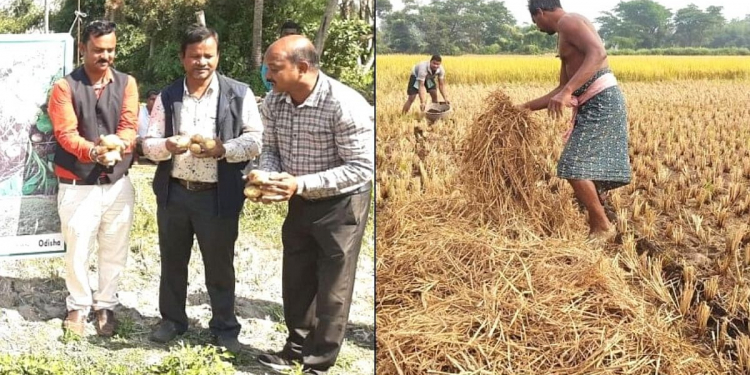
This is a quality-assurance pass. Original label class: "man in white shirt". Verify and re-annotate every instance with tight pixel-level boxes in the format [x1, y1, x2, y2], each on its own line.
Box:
[401, 54, 450, 114]
[142, 24, 263, 354]
[136, 89, 158, 163]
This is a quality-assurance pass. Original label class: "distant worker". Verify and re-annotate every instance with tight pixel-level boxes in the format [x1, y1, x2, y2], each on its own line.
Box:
[517, 0, 631, 243]
[402, 54, 450, 114]
[136, 89, 159, 164]
[260, 20, 302, 93]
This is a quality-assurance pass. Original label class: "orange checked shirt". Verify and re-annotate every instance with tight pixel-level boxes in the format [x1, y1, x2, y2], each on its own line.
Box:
[47, 68, 139, 180]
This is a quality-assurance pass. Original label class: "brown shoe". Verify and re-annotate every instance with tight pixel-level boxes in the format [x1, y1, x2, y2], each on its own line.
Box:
[94, 309, 117, 337]
[63, 310, 86, 336]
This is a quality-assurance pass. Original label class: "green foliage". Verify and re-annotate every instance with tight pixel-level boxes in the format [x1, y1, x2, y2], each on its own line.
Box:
[609, 47, 750, 55]
[36, 0, 371, 100]
[322, 18, 374, 102]
[0, 0, 43, 33]
[147, 344, 234, 375]
[378, 0, 750, 54]
[596, 0, 673, 49]
[0, 344, 234, 375]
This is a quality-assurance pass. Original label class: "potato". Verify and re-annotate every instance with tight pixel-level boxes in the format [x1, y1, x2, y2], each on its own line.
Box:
[102, 150, 122, 166]
[189, 143, 203, 154]
[246, 170, 269, 185]
[244, 185, 263, 198]
[99, 134, 125, 151]
[203, 139, 216, 150]
[175, 135, 191, 149]
[190, 134, 204, 144]
[94, 145, 110, 156]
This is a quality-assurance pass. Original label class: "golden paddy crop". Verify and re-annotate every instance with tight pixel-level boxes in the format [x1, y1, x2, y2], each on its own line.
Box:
[376, 54, 750, 374]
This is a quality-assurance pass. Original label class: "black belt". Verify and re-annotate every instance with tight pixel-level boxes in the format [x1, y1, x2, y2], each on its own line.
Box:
[172, 178, 217, 192]
[58, 176, 111, 185]
[301, 181, 372, 202]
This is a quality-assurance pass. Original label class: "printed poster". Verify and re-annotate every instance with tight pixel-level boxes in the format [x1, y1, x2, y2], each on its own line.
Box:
[0, 33, 74, 259]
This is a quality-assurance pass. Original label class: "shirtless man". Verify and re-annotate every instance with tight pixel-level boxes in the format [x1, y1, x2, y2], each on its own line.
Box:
[518, 0, 631, 242]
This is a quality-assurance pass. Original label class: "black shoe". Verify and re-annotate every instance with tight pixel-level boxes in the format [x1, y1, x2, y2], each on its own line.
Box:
[216, 335, 242, 354]
[149, 320, 184, 343]
[257, 349, 301, 372]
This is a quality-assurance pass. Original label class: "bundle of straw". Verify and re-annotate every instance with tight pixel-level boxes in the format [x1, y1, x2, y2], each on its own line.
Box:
[463, 91, 542, 210]
[462, 90, 574, 234]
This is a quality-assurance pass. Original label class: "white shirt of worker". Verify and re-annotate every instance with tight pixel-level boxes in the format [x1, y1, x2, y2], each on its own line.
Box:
[412, 60, 445, 82]
[142, 73, 263, 182]
[259, 72, 374, 199]
[137, 104, 150, 138]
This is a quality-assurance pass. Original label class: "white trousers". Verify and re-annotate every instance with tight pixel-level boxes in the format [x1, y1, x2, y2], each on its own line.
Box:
[57, 176, 135, 313]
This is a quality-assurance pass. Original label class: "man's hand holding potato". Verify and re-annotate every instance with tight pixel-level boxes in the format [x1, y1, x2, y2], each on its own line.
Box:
[93, 134, 126, 166]
[166, 135, 190, 155]
[244, 170, 298, 204]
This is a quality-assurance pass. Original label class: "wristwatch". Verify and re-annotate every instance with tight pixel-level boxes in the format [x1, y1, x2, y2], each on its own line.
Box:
[89, 146, 98, 161]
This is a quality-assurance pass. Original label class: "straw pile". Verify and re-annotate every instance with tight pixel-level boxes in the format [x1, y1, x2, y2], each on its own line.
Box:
[462, 92, 542, 212]
[376, 90, 726, 374]
[461, 91, 574, 235]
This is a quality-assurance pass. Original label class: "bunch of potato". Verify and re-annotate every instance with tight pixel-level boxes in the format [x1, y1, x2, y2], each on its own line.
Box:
[96, 134, 127, 166]
[243, 170, 269, 199]
[172, 134, 216, 154]
[243, 170, 286, 201]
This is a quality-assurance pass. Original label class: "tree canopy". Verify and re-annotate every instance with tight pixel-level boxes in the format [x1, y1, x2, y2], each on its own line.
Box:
[0, 0, 375, 102]
[377, 0, 750, 55]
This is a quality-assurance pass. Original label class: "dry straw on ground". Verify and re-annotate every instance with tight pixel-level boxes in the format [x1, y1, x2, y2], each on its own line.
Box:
[377, 90, 730, 374]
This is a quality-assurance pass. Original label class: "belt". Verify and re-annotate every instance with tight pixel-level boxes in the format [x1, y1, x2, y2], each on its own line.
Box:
[301, 181, 372, 202]
[58, 176, 111, 185]
[173, 178, 217, 192]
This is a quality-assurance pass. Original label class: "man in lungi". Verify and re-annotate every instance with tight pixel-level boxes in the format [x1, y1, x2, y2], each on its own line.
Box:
[518, 0, 631, 242]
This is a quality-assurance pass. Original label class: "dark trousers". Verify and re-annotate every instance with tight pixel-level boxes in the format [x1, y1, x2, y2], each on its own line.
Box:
[157, 180, 241, 338]
[282, 189, 371, 372]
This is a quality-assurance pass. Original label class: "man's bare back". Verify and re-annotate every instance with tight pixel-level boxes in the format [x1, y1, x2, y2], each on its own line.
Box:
[557, 13, 609, 83]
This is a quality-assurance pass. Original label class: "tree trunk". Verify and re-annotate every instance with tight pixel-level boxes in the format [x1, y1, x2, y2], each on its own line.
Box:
[105, 0, 123, 22]
[363, 0, 373, 24]
[195, 10, 206, 26]
[251, 0, 264, 70]
[149, 37, 155, 59]
[343, 0, 355, 19]
[315, 0, 339, 58]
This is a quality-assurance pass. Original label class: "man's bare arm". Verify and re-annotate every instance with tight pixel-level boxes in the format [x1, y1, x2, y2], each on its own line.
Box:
[520, 59, 569, 111]
[438, 77, 449, 103]
[417, 80, 427, 110]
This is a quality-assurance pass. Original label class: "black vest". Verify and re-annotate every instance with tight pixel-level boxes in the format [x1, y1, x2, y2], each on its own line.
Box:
[152, 74, 250, 218]
[54, 66, 133, 183]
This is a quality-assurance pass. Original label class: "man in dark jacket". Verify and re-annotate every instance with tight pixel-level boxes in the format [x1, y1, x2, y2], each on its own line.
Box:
[142, 24, 263, 353]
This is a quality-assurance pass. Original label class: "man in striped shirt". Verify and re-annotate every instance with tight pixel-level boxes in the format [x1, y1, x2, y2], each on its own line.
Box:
[251, 35, 373, 375]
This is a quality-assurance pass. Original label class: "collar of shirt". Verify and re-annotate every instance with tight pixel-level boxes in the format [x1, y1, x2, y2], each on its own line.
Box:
[90, 68, 114, 90]
[280, 72, 327, 108]
[182, 72, 219, 100]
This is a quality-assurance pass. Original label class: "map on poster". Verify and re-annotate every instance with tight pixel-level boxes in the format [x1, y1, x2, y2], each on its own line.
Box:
[0, 33, 74, 259]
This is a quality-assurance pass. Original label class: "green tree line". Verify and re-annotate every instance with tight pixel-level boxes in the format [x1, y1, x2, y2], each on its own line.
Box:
[377, 0, 750, 55]
[0, 0, 375, 102]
